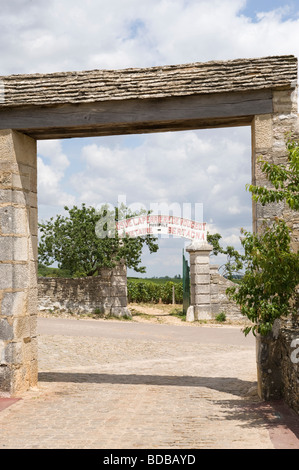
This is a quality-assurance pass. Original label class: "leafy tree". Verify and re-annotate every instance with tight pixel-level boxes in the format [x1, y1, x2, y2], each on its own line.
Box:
[227, 135, 299, 336]
[207, 232, 245, 280]
[226, 219, 299, 336]
[38, 204, 159, 277]
[246, 134, 299, 210]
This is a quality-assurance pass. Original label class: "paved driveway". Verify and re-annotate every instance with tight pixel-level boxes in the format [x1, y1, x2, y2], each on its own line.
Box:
[0, 317, 298, 449]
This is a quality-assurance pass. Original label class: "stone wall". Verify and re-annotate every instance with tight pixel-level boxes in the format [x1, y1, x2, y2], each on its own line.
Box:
[256, 318, 299, 414]
[210, 265, 243, 320]
[37, 264, 131, 318]
[278, 320, 299, 413]
[211, 266, 299, 414]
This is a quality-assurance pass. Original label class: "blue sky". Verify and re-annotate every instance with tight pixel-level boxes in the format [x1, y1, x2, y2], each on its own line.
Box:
[1, 0, 299, 277]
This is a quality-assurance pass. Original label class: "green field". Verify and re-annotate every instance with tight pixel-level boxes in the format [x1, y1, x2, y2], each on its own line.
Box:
[128, 276, 182, 284]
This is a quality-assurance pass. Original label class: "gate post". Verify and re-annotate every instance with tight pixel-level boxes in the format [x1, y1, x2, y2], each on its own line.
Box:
[186, 242, 213, 322]
[0, 130, 38, 396]
[252, 85, 299, 401]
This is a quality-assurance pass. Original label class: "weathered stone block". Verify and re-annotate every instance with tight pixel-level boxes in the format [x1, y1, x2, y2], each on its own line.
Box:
[0, 189, 25, 205]
[253, 114, 273, 149]
[1, 291, 26, 317]
[0, 264, 12, 289]
[110, 306, 131, 318]
[0, 364, 12, 393]
[273, 89, 297, 114]
[191, 254, 210, 265]
[13, 316, 31, 341]
[194, 294, 210, 305]
[194, 305, 212, 320]
[23, 337, 38, 363]
[194, 265, 210, 275]
[191, 274, 210, 284]
[4, 341, 22, 365]
[11, 172, 30, 191]
[192, 274, 210, 284]
[0, 340, 5, 364]
[0, 206, 28, 235]
[0, 236, 28, 262]
[29, 314, 37, 337]
[11, 130, 37, 167]
[0, 318, 14, 341]
[29, 235, 38, 261]
[0, 171, 12, 189]
[210, 284, 219, 295]
[12, 264, 30, 289]
[193, 283, 210, 294]
[29, 207, 38, 235]
[111, 297, 127, 308]
[28, 261, 38, 288]
[0, 130, 16, 162]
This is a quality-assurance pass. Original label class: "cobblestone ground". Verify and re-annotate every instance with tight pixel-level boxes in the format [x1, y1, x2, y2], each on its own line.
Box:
[0, 320, 297, 449]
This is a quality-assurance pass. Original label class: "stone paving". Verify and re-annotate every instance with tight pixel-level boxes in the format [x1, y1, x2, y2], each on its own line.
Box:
[0, 318, 298, 449]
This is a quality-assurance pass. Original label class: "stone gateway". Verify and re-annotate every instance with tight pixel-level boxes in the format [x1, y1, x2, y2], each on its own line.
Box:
[0, 56, 298, 410]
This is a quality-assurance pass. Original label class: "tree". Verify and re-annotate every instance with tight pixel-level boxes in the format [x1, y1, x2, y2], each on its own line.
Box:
[226, 219, 299, 336]
[38, 204, 159, 277]
[207, 232, 245, 280]
[227, 135, 299, 336]
[246, 134, 299, 210]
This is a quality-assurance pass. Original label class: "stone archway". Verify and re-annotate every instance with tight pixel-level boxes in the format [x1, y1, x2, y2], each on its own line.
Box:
[0, 55, 298, 397]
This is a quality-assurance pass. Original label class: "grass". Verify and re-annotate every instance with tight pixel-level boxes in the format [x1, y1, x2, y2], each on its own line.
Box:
[168, 307, 186, 321]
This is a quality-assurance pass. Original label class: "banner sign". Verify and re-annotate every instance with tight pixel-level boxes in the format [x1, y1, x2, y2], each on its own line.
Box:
[116, 215, 207, 241]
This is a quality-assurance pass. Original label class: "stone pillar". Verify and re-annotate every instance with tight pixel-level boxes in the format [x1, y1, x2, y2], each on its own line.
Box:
[252, 87, 299, 240]
[0, 130, 38, 396]
[186, 242, 213, 322]
[251, 85, 299, 401]
[110, 262, 131, 318]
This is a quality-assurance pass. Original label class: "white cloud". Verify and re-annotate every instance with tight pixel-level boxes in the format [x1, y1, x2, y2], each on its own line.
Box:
[37, 141, 75, 210]
[1, 0, 298, 275]
[1, 0, 299, 75]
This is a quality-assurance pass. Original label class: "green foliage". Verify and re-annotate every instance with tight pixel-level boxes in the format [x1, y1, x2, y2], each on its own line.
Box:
[127, 279, 183, 304]
[227, 135, 299, 336]
[227, 220, 299, 336]
[215, 312, 226, 322]
[207, 232, 245, 279]
[38, 204, 159, 277]
[247, 134, 299, 211]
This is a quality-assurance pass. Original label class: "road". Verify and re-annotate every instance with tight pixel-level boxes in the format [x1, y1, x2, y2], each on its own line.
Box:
[0, 317, 298, 449]
[37, 316, 256, 345]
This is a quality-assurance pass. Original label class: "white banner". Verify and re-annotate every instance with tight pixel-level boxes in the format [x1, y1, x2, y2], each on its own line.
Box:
[116, 215, 207, 241]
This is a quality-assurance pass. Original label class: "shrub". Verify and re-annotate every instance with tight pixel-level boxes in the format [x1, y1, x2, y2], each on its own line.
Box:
[215, 312, 226, 322]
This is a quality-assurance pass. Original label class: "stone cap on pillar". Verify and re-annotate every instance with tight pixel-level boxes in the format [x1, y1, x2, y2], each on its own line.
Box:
[186, 242, 213, 253]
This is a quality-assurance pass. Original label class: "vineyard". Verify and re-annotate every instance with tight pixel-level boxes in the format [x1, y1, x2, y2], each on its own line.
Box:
[127, 278, 183, 304]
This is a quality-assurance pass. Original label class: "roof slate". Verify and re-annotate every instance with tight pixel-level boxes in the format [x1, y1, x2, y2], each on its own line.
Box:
[0, 55, 297, 108]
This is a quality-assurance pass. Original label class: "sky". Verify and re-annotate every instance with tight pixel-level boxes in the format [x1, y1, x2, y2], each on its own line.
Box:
[1, 0, 299, 277]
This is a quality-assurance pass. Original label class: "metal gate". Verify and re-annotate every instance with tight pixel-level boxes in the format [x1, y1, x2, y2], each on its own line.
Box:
[182, 249, 190, 315]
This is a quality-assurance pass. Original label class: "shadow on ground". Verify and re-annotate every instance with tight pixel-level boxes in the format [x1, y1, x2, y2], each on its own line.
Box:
[39, 372, 254, 397]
